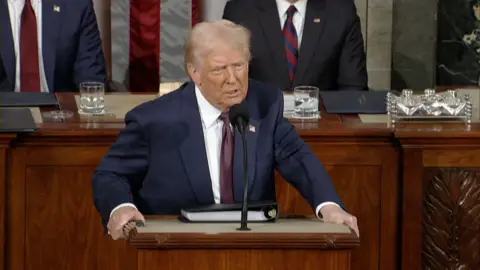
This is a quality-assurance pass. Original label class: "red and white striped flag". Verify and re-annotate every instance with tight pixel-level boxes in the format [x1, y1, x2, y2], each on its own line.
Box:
[110, 0, 200, 92]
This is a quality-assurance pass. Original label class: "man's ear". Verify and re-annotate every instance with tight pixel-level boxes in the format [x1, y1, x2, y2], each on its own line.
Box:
[187, 63, 201, 85]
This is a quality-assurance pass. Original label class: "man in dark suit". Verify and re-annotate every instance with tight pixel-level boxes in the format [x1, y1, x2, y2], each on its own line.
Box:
[92, 20, 359, 240]
[222, 0, 368, 91]
[0, 0, 107, 92]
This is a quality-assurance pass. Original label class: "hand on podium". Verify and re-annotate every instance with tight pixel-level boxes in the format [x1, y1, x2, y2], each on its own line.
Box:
[108, 206, 145, 240]
[320, 205, 359, 237]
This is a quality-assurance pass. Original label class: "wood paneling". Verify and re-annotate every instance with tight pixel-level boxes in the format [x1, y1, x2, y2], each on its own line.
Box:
[137, 250, 351, 270]
[7, 146, 135, 270]
[423, 149, 480, 167]
[276, 143, 399, 270]
[25, 166, 136, 270]
[0, 134, 15, 270]
[400, 138, 480, 270]
[422, 169, 480, 270]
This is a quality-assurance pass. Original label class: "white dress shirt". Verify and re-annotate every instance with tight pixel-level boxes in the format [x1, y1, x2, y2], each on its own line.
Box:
[276, 0, 308, 47]
[7, 0, 49, 92]
[111, 86, 338, 219]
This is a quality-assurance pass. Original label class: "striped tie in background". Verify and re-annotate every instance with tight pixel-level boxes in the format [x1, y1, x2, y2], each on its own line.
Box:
[283, 5, 298, 85]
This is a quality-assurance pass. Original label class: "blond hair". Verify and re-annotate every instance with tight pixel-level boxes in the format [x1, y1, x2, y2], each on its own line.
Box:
[185, 19, 251, 70]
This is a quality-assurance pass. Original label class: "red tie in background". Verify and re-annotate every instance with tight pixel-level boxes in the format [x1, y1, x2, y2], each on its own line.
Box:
[283, 5, 298, 85]
[20, 0, 41, 92]
[219, 111, 235, 204]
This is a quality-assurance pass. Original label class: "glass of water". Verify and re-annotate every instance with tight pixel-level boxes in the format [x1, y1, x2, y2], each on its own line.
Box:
[79, 82, 105, 115]
[293, 85, 320, 119]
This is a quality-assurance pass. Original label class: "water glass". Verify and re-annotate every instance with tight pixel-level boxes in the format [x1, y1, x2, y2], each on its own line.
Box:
[293, 86, 320, 118]
[79, 82, 105, 114]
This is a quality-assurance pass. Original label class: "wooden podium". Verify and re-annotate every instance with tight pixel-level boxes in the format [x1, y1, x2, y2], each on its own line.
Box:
[128, 216, 359, 270]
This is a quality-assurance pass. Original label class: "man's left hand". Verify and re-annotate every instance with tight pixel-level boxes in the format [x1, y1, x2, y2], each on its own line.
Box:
[320, 204, 359, 237]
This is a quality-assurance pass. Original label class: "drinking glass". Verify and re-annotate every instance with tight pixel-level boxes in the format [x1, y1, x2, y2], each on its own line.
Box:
[293, 86, 320, 119]
[79, 82, 105, 115]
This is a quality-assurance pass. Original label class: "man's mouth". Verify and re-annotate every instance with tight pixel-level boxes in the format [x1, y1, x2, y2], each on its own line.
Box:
[226, 89, 240, 97]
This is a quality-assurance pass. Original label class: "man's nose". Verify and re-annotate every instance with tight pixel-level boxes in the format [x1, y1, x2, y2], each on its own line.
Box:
[226, 67, 237, 84]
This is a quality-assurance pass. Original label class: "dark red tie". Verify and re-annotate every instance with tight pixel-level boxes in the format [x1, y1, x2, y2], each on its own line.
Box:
[20, 0, 41, 92]
[219, 112, 234, 204]
[283, 5, 298, 85]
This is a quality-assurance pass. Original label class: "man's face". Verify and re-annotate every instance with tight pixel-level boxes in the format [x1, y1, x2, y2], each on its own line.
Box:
[190, 45, 249, 111]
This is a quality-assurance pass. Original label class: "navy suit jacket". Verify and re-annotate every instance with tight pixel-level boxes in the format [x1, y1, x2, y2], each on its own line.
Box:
[92, 80, 343, 225]
[223, 0, 368, 91]
[0, 0, 107, 92]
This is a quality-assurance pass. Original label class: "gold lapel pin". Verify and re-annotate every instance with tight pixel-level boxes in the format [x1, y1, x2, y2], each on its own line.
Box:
[53, 5, 60, 12]
[313, 18, 321, 23]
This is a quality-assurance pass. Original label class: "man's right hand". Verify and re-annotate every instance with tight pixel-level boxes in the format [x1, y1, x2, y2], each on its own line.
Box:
[107, 206, 145, 240]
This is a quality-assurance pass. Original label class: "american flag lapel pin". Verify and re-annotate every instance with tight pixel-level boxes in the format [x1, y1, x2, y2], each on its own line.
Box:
[313, 18, 321, 23]
[53, 5, 60, 12]
[248, 125, 255, 132]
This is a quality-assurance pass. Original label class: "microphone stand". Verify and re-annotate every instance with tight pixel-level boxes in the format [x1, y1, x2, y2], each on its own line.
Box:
[236, 124, 250, 231]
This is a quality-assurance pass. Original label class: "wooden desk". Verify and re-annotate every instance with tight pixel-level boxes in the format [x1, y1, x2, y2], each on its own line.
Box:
[1, 93, 478, 270]
[129, 216, 359, 270]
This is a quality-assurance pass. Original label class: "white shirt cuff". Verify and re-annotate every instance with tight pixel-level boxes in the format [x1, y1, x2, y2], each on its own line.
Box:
[110, 203, 137, 217]
[107, 203, 137, 235]
[315, 202, 340, 219]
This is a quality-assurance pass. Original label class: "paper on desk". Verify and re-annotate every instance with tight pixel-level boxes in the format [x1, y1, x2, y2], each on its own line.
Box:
[29, 107, 42, 123]
[136, 218, 351, 234]
[358, 114, 388, 123]
[75, 94, 158, 119]
[159, 82, 184, 96]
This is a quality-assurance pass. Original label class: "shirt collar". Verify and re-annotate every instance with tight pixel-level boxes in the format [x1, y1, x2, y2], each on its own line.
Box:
[8, 0, 39, 4]
[276, 0, 308, 18]
[195, 85, 223, 129]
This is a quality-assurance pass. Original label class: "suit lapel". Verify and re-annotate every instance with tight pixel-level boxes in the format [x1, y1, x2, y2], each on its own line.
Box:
[179, 84, 215, 205]
[294, 0, 326, 86]
[42, 0, 62, 92]
[233, 100, 259, 203]
[256, 0, 290, 89]
[0, 0, 16, 89]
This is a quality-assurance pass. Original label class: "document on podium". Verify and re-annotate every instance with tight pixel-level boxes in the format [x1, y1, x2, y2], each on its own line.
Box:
[180, 201, 279, 223]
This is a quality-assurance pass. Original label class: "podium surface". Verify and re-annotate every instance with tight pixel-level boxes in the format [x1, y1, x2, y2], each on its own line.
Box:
[129, 217, 359, 270]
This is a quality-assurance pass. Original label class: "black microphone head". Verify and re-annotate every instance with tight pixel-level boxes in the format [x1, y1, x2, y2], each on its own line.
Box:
[228, 103, 250, 128]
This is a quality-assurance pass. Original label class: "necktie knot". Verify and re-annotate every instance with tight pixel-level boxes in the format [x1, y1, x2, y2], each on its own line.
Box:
[286, 5, 297, 18]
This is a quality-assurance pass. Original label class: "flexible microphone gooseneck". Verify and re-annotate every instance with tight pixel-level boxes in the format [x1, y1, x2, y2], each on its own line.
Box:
[228, 103, 251, 231]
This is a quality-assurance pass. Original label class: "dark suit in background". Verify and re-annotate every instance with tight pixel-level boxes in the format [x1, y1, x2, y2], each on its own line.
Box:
[0, 55, 7, 91]
[223, 0, 368, 91]
[92, 80, 343, 226]
[0, 0, 107, 92]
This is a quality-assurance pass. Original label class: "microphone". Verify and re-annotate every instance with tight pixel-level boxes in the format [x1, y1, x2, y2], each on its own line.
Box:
[228, 103, 251, 231]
